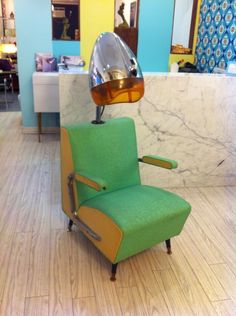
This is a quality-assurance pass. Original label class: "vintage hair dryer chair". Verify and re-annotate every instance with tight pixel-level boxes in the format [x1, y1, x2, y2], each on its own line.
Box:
[60, 32, 191, 281]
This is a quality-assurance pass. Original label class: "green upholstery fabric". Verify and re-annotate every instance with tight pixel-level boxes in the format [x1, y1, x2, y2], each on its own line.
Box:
[82, 185, 191, 262]
[66, 117, 141, 204]
[64, 117, 191, 264]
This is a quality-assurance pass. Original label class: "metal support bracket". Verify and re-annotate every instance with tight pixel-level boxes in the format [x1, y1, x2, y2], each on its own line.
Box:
[67, 173, 101, 241]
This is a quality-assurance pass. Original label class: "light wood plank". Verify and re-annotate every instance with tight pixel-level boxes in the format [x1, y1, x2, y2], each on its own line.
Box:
[73, 297, 98, 316]
[167, 241, 216, 315]
[114, 258, 137, 288]
[185, 188, 236, 251]
[227, 186, 236, 203]
[130, 253, 171, 316]
[50, 157, 67, 231]
[25, 190, 51, 297]
[199, 187, 236, 234]
[25, 297, 49, 316]
[213, 299, 236, 316]
[0, 193, 22, 300]
[0, 232, 15, 300]
[49, 230, 73, 316]
[89, 244, 123, 316]
[182, 216, 224, 265]
[38, 141, 57, 194]
[149, 244, 171, 271]
[0, 232, 32, 316]
[51, 204, 68, 231]
[202, 186, 236, 214]
[211, 264, 236, 306]
[117, 286, 148, 316]
[177, 231, 227, 301]
[69, 231, 95, 298]
[16, 162, 43, 233]
[153, 269, 194, 316]
[176, 188, 236, 273]
[26, 231, 50, 297]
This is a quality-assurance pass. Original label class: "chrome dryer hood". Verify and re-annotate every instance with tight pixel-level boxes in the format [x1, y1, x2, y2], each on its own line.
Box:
[89, 32, 144, 106]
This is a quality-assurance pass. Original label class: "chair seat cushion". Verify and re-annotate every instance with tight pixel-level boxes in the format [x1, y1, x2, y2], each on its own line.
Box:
[82, 185, 191, 262]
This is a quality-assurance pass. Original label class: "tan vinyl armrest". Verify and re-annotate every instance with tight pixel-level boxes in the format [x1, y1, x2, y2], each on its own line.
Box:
[139, 155, 178, 169]
[75, 172, 107, 191]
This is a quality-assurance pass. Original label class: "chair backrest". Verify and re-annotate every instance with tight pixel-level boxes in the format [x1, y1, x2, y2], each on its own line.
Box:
[64, 117, 141, 205]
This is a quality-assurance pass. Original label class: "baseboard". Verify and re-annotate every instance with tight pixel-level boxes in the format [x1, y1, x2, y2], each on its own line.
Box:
[22, 127, 60, 134]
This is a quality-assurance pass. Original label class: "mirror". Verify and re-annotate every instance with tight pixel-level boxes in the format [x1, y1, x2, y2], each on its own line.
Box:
[114, 0, 140, 56]
[171, 0, 198, 54]
[51, 0, 80, 41]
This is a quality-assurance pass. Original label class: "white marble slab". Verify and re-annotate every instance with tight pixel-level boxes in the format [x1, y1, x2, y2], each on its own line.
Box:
[59, 73, 236, 187]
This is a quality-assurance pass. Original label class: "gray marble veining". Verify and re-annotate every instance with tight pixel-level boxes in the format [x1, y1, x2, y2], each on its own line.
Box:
[59, 73, 236, 187]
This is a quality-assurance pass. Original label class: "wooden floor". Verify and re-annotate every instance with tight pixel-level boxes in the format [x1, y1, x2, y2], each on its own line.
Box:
[0, 112, 236, 316]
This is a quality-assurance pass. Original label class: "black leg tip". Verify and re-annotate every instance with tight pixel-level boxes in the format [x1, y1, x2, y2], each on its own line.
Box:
[110, 263, 118, 281]
[110, 274, 116, 282]
[165, 239, 172, 254]
[67, 220, 73, 232]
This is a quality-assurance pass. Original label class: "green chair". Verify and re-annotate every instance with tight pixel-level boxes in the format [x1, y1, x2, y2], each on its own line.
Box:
[60, 117, 191, 280]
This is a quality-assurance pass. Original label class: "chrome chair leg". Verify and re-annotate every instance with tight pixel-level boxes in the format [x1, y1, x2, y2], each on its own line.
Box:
[4, 78, 8, 110]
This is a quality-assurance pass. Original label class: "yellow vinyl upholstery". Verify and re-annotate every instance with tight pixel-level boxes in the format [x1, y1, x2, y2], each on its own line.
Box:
[77, 206, 123, 262]
[60, 127, 79, 218]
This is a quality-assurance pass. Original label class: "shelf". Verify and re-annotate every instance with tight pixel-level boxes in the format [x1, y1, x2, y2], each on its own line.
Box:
[0, 17, 14, 20]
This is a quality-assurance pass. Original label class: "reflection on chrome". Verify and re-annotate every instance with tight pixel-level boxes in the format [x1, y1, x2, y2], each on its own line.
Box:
[89, 32, 144, 106]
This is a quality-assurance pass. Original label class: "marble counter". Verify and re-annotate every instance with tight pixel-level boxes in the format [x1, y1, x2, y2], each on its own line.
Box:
[59, 73, 236, 188]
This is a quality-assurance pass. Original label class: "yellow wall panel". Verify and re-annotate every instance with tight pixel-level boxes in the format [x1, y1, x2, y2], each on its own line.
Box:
[81, 0, 115, 69]
[169, 54, 195, 68]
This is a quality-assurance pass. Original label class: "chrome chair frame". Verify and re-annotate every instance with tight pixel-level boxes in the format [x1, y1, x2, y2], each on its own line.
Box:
[0, 74, 14, 110]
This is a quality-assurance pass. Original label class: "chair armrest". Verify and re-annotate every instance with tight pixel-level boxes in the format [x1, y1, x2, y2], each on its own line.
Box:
[75, 172, 107, 191]
[139, 155, 178, 169]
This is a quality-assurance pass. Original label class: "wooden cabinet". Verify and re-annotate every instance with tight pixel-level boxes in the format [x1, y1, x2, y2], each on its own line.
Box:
[114, 27, 138, 56]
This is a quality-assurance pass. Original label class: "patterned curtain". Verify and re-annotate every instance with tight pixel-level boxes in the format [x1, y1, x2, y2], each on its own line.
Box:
[195, 0, 236, 72]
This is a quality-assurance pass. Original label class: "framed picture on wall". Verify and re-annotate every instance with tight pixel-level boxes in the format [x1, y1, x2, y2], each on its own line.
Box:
[52, 0, 80, 41]
[130, 1, 137, 28]
[114, 0, 140, 56]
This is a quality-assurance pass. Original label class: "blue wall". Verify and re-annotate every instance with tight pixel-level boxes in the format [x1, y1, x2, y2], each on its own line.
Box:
[138, 0, 174, 72]
[53, 41, 80, 60]
[14, 0, 58, 128]
[14, 0, 81, 128]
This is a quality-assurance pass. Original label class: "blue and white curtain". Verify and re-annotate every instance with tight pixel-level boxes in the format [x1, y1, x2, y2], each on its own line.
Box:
[195, 0, 236, 72]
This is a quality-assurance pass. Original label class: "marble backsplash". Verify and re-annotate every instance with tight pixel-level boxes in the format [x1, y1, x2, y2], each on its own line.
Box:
[59, 73, 236, 188]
